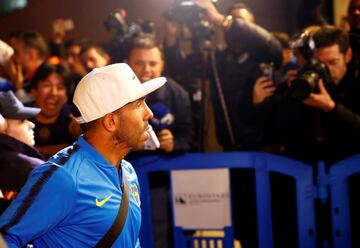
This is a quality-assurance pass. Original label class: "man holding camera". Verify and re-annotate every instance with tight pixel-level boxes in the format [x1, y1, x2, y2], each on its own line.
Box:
[271, 25, 360, 165]
[193, 0, 283, 151]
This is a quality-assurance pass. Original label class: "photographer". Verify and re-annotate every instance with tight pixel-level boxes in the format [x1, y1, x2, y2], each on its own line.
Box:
[270, 25, 360, 165]
[193, 0, 282, 151]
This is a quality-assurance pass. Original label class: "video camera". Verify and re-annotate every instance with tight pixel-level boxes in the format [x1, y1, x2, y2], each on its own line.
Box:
[103, 8, 155, 62]
[104, 8, 155, 44]
[164, 0, 218, 46]
[288, 31, 331, 101]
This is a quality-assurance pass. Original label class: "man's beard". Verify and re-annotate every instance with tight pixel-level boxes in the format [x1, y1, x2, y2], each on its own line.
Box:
[112, 129, 125, 145]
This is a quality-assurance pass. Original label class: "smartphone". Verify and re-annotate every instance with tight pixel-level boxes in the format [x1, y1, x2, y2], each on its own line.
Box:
[260, 62, 274, 80]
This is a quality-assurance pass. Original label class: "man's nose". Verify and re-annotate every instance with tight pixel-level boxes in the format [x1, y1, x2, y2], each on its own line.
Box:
[144, 103, 153, 120]
[26, 120, 35, 130]
[50, 85, 60, 95]
[144, 63, 152, 72]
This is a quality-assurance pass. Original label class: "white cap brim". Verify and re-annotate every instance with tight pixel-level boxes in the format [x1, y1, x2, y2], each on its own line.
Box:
[133, 77, 167, 101]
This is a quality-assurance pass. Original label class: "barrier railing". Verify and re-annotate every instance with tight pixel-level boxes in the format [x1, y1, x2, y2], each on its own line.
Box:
[131, 152, 316, 248]
[329, 154, 360, 248]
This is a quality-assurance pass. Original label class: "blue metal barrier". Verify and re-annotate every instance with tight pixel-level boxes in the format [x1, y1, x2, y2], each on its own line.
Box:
[329, 154, 360, 248]
[131, 152, 316, 248]
[173, 227, 234, 248]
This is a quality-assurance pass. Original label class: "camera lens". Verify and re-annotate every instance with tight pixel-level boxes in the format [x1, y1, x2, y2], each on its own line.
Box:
[291, 71, 320, 101]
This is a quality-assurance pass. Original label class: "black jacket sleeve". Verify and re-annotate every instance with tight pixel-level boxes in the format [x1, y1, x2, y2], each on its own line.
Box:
[328, 103, 360, 135]
[225, 18, 283, 69]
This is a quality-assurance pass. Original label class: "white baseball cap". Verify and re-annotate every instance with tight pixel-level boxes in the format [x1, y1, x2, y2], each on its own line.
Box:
[73, 63, 166, 124]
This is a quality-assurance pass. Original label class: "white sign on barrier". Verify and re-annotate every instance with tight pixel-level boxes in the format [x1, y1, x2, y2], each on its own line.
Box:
[171, 168, 231, 229]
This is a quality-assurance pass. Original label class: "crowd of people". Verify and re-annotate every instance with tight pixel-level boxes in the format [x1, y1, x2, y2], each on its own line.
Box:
[0, 0, 359, 246]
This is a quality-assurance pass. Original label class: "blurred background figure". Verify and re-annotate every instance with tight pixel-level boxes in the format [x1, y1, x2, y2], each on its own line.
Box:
[6, 31, 48, 103]
[80, 43, 110, 72]
[28, 62, 80, 159]
[64, 38, 89, 78]
[47, 18, 90, 100]
[191, 1, 282, 152]
[348, 0, 360, 57]
[272, 32, 297, 71]
[0, 91, 44, 215]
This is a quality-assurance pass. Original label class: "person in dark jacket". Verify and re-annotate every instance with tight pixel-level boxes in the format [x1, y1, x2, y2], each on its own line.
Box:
[348, 0, 360, 56]
[194, 0, 283, 151]
[270, 25, 360, 166]
[0, 91, 44, 215]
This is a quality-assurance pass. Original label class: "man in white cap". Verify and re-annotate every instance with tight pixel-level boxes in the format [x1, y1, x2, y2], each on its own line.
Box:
[0, 63, 166, 247]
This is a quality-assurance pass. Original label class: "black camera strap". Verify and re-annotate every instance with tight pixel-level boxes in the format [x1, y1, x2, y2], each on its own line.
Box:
[95, 168, 129, 248]
[210, 50, 236, 147]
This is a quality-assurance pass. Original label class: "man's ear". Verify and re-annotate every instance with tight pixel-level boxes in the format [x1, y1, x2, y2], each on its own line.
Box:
[101, 113, 117, 133]
[345, 47, 353, 64]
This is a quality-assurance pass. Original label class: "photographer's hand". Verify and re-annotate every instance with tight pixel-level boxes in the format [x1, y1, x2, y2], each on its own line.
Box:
[194, 0, 224, 26]
[303, 79, 336, 112]
[52, 18, 67, 44]
[252, 76, 276, 105]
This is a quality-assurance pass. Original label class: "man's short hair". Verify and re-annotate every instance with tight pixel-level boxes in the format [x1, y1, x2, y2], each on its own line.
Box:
[64, 38, 91, 50]
[72, 104, 98, 133]
[127, 33, 163, 58]
[19, 31, 48, 59]
[313, 25, 350, 54]
[30, 62, 72, 94]
[79, 43, 108, 57]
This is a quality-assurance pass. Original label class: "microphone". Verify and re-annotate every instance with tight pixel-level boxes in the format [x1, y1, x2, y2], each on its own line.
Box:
[149, 103, 174, 131]
[144, 124, 160, 150]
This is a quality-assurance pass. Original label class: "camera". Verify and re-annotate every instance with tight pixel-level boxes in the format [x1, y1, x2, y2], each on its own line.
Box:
[104, 9, 155, 44]
[104, 8, 155, 62]
[290, 59, 331, 101]
[260, 62, 274, 81]
[170, 1, 203, 24]
[165, 0, 218, 45]
[288, 31, 331, 101]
